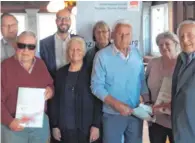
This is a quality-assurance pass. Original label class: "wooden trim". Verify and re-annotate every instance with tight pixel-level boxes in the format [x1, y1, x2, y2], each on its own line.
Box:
[168, 2, 173, 32]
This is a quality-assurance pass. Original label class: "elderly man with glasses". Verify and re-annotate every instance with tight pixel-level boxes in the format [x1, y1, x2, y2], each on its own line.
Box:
[1, 31, 54, 143]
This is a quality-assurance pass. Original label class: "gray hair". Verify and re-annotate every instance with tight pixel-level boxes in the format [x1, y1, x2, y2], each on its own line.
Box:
[112, 19, 132, 32]
[17, 31, 37, 42]
[93, 20, 111, 41]
[177, 20, 195, 37]
[66, 36, 86, 63]
[156, 31, 180, 53]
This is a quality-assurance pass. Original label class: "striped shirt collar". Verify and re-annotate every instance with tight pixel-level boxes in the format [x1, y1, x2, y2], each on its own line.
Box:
[19, 58, 36, 74]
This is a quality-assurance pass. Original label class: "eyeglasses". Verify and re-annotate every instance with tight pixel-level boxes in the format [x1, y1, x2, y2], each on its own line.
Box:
[17, 42, 36, 50]
[57, 16, 71, 22]
[1, 23, 18, 29]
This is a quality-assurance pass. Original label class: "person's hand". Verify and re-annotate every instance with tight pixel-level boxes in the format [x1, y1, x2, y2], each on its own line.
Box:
[45, 86, 53, 100]
[113, 101, 133, 116]
[52, 128, 61, 141]
[89, 126, 99, 143]
[9, 118, 25, 131]
[153, 103, 171, 115]
[140, 96, 144, 103]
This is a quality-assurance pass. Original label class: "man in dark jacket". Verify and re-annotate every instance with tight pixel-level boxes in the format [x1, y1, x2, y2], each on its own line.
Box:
[39, 8, 74, 143]
[40, 8, 74, 79]
[171, 19, 195, 143]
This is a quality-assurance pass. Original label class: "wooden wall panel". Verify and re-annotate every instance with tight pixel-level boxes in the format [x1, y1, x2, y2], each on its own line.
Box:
[173, 1, 195, 33]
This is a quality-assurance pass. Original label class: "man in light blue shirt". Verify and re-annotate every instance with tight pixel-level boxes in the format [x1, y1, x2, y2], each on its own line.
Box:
[91, 19, 149, 143]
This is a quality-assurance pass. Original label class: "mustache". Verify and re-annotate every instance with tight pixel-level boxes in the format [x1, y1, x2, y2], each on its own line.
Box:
[59, 24, 69, 27]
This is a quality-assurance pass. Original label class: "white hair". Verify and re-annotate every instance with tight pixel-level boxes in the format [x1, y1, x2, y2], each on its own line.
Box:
[112, 19, 132, 32]
[177, 20, 195, 37]
[156, 31, 180, 53]
[17, 31, 37, 42]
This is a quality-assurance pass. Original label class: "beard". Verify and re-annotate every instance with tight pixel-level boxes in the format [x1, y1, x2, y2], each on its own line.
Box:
[57, 24, 70, 33]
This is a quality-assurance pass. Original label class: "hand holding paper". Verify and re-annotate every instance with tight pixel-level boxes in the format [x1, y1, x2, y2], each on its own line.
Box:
[44, 86, 53, 100]
[9, 118, 25, 131]
[154, 77, 172, 115]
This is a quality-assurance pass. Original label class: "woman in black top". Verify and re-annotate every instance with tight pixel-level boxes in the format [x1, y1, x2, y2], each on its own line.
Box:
[84, 21, 111, 74]
[51, 36, 102, 143]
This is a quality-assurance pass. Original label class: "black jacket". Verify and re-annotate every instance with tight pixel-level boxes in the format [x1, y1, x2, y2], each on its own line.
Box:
[40, 34, 77, 79]
[84, 42, 111, 74]
[51, 63, 102, 135]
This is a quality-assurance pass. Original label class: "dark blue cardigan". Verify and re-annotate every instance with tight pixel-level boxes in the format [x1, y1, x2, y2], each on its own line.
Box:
[50, 63, 102, 135]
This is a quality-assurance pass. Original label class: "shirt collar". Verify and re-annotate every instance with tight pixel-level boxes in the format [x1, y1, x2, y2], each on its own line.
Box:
[2, 38, 8, 45]
[19, 58, 36, 74]
[180, 51, 195, 64]
[112, 43, 130, 60]
[55, 33, 70, 41]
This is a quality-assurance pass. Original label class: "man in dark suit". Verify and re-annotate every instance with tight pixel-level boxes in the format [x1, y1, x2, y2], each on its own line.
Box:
[172, 20, 195, 143]
[39, 8, 74, 143]
[40, 8, 73, 79]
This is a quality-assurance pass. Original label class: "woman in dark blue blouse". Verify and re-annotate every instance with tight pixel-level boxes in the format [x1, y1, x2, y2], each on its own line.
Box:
[51, 36, 102, 143]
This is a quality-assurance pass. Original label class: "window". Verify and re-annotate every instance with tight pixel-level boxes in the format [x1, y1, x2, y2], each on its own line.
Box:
[151, 4, 169, 56]
[13, 13, 27, 35]
[37, 12, 76, 40]
[37, 13, 57, 40]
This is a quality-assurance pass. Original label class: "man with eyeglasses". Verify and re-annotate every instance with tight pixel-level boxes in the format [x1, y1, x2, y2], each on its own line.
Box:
[40, 8, 74, 79]
[39, 8, 75, 143]
[1, 13, 18, 62]
[1, 31, 54, 143]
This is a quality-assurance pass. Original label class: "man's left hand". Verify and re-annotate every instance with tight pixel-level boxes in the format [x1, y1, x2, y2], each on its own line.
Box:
[44, 86, 53, 100]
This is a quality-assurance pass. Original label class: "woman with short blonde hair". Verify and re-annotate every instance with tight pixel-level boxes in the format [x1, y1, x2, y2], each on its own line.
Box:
[66, 36, 87, 63]
[51, 36, 102, 143]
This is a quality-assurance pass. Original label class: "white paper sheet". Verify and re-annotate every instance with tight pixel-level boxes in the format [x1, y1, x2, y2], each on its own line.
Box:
[15, 87, 45, 128]
[155, 77, 172, 115]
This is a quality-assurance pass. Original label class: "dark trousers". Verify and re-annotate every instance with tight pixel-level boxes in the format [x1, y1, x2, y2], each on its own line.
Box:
[61, 129, 100, 143]
[149, 123, 174, 143]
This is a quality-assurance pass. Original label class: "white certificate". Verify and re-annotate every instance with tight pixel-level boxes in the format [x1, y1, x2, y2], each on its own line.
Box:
[15, 87, 45, 128]
[155, 77, 172, 115]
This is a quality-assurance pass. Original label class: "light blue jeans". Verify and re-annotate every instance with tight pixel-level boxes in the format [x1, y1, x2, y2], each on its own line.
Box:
[1, 114, 50, 143]
[103, 113, 143, 143]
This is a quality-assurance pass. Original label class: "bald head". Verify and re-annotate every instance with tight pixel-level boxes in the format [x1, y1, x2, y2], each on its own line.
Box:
[56, 8, 72, 34]
[56, 8, 71, 17]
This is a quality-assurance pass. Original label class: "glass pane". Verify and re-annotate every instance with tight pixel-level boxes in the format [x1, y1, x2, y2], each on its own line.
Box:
[37, 14, 57, 40]
[151, 4, 169, 55]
